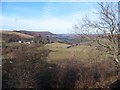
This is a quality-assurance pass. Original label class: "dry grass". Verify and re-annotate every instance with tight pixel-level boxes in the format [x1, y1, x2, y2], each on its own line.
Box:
[45, 42, 108, 63]
[1, 30, 34, 38]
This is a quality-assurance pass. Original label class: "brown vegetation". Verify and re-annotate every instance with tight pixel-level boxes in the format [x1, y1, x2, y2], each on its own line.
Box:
[2, 44, 50, 88]
[2, 46, 118, 89]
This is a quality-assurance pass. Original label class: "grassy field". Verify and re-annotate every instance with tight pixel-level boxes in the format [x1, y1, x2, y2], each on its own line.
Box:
[45, 42, 108, 63]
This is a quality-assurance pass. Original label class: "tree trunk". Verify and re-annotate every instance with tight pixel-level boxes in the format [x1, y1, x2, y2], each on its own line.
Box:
[114, 56, 120, 79]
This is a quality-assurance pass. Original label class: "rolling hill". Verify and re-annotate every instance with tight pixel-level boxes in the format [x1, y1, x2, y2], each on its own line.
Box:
[1, 31, 34, 38]
[13, 30, 56, 37]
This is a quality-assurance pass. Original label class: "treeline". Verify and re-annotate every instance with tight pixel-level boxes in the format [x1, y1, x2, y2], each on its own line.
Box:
[2, 33, 55, 45]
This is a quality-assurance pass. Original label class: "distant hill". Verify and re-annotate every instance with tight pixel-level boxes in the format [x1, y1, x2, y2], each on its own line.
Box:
[1, 31, 34, 38]
[1, 30, 62, 43]
[1, 30, 113, 44]
[1, 31, 34, 43]
[13, 30, 56, 37]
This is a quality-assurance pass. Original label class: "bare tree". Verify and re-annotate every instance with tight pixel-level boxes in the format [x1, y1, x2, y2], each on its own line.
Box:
[73, 2, 120, 77]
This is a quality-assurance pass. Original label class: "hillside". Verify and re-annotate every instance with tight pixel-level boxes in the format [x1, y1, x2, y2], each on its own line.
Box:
[45, 42, 107, 62]
[14, 30, 56, 37]
[1, 31, 34, 43]
[1, 31, 34, 38]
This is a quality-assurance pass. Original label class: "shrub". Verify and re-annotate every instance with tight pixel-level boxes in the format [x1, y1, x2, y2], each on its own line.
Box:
[2, 45, 117, 89]
[2, 44, 50, 88]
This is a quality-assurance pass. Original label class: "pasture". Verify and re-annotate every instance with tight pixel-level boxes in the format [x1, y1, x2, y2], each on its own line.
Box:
[45, 42, 108, 63]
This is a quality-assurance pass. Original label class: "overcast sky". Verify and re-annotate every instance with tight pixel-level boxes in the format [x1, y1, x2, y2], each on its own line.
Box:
[0, 2, 102, 34]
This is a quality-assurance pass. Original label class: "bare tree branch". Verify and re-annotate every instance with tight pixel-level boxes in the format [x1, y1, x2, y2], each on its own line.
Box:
[74, 2, 120, 76]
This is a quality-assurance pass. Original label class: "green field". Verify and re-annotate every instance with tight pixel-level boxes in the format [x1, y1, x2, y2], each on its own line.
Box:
[45, 42, 108, 63]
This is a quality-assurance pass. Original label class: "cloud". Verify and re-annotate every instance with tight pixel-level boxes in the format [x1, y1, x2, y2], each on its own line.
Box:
[1, 6, 97, 34]
[1, 15, 76, 34]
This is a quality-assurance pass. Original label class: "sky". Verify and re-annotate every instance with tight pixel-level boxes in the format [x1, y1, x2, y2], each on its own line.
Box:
[1, 2, 98, 34]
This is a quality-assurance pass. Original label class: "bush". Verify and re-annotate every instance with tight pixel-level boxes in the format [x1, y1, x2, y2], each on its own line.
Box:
[48, 59, 117, 89]
[2, 45, 117, 89]
[2, 45, 50, 88]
